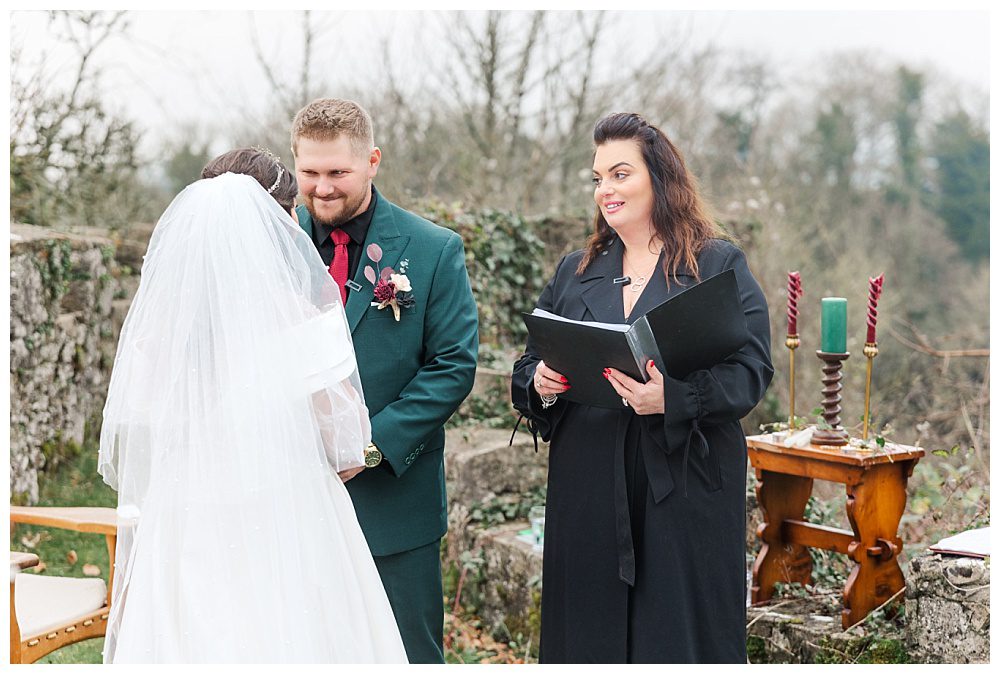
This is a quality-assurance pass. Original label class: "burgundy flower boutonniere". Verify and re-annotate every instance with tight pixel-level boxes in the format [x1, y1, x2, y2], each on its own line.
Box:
[364, 244, 415, 322]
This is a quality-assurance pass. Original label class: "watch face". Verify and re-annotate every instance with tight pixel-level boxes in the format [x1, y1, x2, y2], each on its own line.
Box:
[364, 449, 381, 468]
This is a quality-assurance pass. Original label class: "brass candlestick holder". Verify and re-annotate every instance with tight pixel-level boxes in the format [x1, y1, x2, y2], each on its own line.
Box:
[786, 334, 800, 428]
[813, 351, 850, 446]
[861, 341, 879, 442]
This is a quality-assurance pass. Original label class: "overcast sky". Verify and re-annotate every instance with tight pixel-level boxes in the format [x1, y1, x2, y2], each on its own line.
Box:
[8, 9, 991, 157]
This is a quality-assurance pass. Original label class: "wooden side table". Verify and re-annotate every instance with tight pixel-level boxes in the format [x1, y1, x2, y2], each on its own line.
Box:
[746, 433, 924, 629]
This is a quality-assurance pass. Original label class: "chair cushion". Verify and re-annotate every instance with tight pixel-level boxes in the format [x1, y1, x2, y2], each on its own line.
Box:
[15, 573, 107, 638]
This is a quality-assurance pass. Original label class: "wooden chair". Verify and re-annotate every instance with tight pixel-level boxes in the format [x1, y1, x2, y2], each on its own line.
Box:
[9, 506, 117, 664]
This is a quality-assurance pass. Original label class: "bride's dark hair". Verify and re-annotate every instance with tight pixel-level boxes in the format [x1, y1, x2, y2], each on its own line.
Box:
[201, 148, 298, 213]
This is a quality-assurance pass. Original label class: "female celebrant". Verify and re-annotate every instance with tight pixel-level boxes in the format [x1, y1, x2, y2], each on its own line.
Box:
[511, 113, 773, 663]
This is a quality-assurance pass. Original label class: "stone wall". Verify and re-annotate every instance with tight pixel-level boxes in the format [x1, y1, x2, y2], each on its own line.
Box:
[443, 427, 546, 653]
[9, 223, 149, 502]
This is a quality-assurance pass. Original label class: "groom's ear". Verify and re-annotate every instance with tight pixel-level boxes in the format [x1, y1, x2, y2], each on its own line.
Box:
[368, 147, 382, 177]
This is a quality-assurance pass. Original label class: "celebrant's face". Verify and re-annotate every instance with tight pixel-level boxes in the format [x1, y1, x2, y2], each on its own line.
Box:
[294, 135, 381, 227]
[592, 139, 655, 232]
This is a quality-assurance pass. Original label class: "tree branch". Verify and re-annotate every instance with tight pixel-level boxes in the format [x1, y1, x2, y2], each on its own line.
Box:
[887, 323, 989, 358]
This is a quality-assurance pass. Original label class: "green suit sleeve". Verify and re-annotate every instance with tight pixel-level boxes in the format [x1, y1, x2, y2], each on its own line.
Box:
[370, 233, 479, 476]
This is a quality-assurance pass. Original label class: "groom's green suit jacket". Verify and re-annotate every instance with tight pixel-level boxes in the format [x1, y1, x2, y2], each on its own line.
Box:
[297, 188, 478, 557]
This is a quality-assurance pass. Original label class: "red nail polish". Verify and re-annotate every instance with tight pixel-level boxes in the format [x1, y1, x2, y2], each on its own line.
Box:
[602, 372, 608, 379]
[560, 376, 568, 383]
[648, 360, 654, 367]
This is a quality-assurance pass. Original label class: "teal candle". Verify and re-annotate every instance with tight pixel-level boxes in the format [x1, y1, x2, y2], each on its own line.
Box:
[821, 297, 848, 353]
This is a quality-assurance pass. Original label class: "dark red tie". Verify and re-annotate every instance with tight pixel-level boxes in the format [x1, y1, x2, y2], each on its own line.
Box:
[328, 228, 351, 305]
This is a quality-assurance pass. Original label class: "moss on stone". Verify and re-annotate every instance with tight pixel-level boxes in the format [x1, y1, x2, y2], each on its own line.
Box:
[813, 635, 909, 664]
[40, 433, 83, 473]
[858, 639, 909, 664]
[746, 635, 767, 663]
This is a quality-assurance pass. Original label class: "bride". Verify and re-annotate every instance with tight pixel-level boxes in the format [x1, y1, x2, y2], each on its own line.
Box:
[97, 148, 408, 663]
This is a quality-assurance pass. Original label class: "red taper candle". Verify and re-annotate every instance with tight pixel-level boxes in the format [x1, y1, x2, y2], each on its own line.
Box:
[786, 271, 803, 335]
[866, 274, 884, 343]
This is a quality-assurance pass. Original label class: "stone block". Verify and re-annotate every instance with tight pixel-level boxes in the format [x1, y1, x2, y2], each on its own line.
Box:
[904, 553, 989, 663]
[747, 597, 909, 663]
[478, 523, 542, 641]
[445, 427, 548, 506]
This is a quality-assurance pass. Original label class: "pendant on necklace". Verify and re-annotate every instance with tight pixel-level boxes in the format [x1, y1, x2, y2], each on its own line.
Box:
[630, 276, 647, 292]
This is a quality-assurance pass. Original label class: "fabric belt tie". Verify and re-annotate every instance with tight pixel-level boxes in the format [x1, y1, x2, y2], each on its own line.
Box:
[612, 412, 637, 586]
[681, 419, 712, 498]
[612, 415, 721, 586]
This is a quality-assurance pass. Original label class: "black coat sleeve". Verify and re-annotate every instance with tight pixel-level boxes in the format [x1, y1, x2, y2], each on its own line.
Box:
[511, 255, 572, 442]
[660, 244, 773, 449]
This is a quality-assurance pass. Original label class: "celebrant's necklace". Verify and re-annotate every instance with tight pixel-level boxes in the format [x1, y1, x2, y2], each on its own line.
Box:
[623, 251, 662, 293]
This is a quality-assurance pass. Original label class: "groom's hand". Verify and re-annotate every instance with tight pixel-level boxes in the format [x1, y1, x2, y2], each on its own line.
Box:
[338, 466, 365, 483]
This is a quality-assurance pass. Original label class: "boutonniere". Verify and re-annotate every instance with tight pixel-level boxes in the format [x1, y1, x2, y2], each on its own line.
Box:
[364, 244, 415, 321]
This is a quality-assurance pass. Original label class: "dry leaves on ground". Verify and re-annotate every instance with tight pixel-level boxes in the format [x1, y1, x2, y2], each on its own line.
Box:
[443, 612, 524, 664]
[20, 531, 51, 549]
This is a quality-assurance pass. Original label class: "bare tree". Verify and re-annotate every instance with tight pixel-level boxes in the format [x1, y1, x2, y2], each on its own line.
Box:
[248, 11, 340, 129]
[435, 12, 574, 208]
[10, 10, 160, 229]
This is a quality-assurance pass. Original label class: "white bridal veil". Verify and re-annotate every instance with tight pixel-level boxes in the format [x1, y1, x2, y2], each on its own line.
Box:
[97, 174, 403, 662]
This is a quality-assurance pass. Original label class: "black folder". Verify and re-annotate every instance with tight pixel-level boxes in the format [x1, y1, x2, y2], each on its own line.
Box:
[522, 269, 749, 409]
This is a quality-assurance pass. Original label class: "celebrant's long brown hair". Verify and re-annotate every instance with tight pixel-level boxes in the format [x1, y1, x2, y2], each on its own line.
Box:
[577, 113, 722, 283]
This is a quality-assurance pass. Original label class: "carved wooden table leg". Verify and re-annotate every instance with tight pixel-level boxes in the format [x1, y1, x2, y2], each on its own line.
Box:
[751, 469, 814, 604]
[841, 459, 915, 628]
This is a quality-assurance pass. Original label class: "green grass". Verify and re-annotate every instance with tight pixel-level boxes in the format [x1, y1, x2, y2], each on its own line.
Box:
[36, 640, 104, 664]
[11, 446, 115, 664]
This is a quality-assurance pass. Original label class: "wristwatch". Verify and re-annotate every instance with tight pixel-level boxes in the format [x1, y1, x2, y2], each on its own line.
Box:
[364, 442, 383, 468]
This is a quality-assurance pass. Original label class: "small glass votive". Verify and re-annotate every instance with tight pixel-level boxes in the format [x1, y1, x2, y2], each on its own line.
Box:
[529, 505, 546, 551]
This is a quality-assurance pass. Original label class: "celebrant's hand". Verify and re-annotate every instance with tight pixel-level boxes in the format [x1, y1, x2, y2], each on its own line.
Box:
[338, 466, 365, 483]
[533, 360, 570, 397]
[605, 360, 665, 415]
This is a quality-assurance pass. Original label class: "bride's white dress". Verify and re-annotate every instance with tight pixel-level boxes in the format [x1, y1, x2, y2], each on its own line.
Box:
[97, 173, 408, 663]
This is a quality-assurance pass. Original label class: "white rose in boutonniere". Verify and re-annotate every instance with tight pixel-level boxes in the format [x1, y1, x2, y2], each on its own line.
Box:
[389, 273, 412, 292]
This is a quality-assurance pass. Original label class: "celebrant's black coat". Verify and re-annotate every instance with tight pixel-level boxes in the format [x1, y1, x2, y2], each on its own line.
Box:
[511, 237, 773, 663]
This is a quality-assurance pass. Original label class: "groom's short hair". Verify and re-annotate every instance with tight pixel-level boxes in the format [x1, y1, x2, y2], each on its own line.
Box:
[291, 98, 374, 157]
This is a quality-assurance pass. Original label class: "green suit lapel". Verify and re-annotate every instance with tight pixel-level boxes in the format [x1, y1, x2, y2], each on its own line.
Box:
[345, 188, 409, 333]
[297, 187, 409, 333]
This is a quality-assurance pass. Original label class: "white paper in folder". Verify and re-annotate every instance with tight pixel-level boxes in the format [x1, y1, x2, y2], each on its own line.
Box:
[929, 527, 990, 558]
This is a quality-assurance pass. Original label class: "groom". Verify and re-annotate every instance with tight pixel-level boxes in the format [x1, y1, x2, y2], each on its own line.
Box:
[291, 98, 478, 663]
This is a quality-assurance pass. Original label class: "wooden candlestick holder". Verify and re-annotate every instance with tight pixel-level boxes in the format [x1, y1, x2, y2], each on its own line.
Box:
[813, 351, 850, 446]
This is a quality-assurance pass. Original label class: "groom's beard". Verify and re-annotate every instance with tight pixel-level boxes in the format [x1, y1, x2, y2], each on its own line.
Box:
[303, 187, 368, 228]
